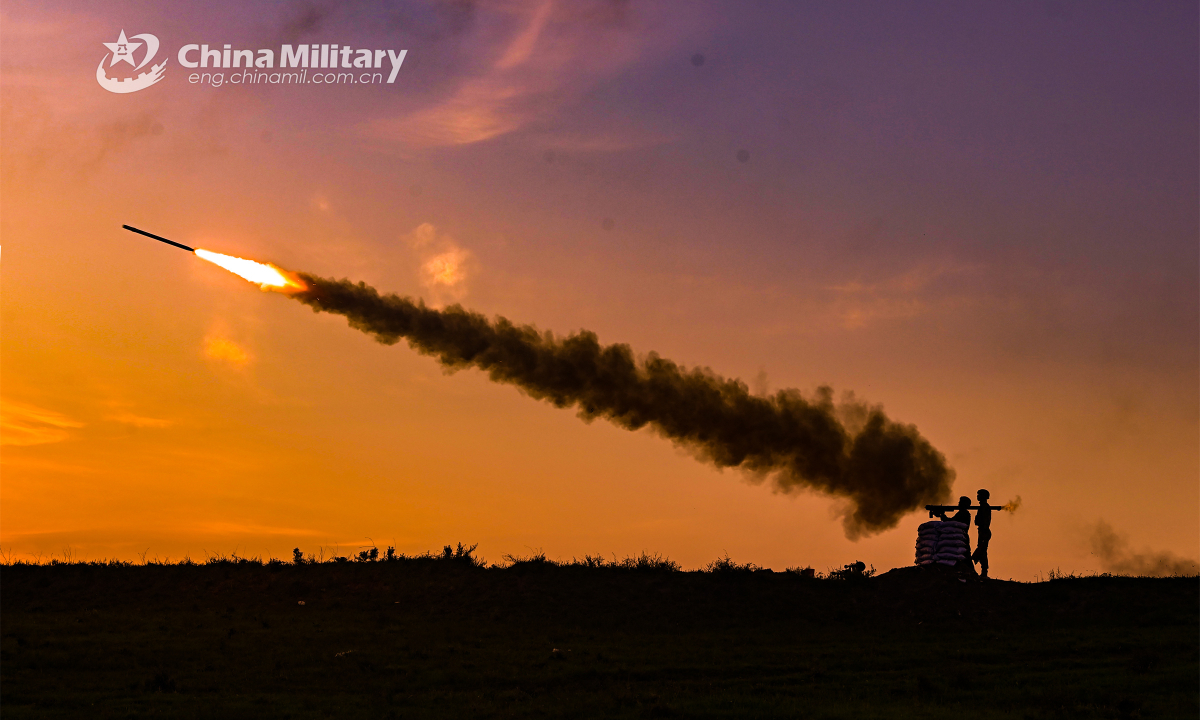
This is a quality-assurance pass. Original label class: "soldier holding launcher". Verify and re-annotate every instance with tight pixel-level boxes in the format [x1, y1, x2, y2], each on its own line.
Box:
[936, 495, 972, 528]
[972, 488, 993, 578]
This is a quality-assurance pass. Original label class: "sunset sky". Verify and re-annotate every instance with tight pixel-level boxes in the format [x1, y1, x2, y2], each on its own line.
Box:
[3, 1, 1196, 578]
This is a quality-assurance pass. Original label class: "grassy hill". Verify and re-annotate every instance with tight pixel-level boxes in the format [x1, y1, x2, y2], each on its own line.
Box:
[2, 552, 1196, 719]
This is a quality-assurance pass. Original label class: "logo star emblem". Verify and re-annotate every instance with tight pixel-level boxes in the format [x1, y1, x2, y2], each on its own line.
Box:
[103, 30, 142, 67]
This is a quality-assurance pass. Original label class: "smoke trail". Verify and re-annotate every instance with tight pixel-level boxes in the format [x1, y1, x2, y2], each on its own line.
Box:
[1089, 520, 1199, 577]
[290, 274, 954, 537]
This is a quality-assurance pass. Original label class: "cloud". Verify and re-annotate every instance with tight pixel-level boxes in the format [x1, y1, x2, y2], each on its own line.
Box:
[105, 412, 173, 429]
[827, 261, 977, 329]
[364, 0, 663, 149]
[277, 2, 331, 44]
[404, 223, 476, 300]
[193, 521, 324, 537]
[368, 75, 529, 148]
[495, 0, 554, 70]
[833, 298, 926, 330]
[1089, 520, 1199, 577]
[405, 222, 439, 249]
[90, 112, 165, 168]
[829, 262, 975, 295]
[1, 400, 84, 446]
[204, 337, 252, 366]
[423, 248, 472, 288]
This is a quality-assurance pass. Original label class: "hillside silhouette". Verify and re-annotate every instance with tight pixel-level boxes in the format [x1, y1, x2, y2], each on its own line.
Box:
[2, 549, 1196, 719]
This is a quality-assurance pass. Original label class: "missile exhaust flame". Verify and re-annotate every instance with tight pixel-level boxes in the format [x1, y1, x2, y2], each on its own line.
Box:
[194, 248, 304, 290]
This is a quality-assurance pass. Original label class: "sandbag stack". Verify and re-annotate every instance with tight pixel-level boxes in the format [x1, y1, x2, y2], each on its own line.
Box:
[915, 520, 970, 566]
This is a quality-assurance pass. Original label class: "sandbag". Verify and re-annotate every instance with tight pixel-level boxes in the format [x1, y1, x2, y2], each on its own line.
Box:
[914, 520, 975, 569]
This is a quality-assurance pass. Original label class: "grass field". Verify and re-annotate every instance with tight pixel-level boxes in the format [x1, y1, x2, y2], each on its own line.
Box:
[2, 551, 1196, 719]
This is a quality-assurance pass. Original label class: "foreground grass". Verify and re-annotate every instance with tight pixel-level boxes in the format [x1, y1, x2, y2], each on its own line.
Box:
[2, 556, 1196, 719]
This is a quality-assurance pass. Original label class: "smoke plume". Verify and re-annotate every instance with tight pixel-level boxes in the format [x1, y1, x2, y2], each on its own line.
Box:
[290, 274, 954, 537]
[1089, 520, 1199, 577]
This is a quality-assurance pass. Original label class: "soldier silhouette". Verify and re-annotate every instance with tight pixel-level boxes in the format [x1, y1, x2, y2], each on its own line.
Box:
[936, 495, 972, 527]
[935, 496, 976, 576]
[972, 489, 993, 578]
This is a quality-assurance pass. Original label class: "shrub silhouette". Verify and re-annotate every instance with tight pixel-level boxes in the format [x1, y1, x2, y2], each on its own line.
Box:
[613, 552, 680, 572]
[443, 542, 482, 566]
[503, 550, 554, 568]
[704, 553, 761, 574]
[571, 554, 607, 568]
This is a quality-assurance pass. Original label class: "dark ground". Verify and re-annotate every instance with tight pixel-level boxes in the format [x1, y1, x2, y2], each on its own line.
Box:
[2, 557, 1196, 719]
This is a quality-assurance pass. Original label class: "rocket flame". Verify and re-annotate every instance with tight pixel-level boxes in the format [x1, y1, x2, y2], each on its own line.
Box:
[1001, 495, 1022, 513]
[194, 249, 304, 290]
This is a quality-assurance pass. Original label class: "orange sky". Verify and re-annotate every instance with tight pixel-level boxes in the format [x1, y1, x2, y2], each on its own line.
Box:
[2, 1, 1197, 578]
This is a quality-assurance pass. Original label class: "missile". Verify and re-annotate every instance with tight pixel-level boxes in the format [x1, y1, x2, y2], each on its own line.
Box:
[122, 224, 302, 288]
[122, 224, 195, 252]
